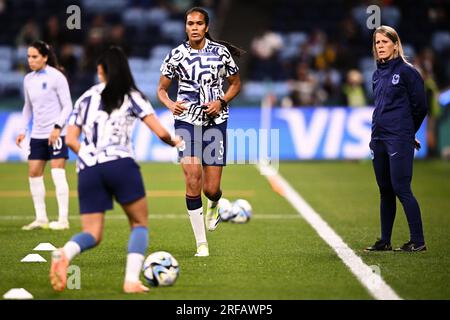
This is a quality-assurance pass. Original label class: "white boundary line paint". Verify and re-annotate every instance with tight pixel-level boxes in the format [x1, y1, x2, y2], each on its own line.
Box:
[258, 164, 402, 300]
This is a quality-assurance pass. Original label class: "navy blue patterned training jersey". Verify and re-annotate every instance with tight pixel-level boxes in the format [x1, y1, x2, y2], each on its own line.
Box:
[68, 83, 155, 171]
[160, 38, 239, 126]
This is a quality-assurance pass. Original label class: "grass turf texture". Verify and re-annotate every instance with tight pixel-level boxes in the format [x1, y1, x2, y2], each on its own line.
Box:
[280, 160, 450, 300]
[0, 161, 448, 299]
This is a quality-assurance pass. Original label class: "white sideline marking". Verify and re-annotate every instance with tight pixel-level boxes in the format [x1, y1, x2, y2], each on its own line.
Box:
[258, 164, 401, 300]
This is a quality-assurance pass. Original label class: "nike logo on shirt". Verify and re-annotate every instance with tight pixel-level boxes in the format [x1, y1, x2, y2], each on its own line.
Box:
[389, 152, 398, 157]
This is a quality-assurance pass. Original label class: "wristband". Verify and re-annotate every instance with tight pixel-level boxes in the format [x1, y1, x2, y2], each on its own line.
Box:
[218, 97, 227, 110]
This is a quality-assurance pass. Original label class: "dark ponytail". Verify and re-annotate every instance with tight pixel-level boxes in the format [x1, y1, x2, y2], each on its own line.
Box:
[97, 46, 144, 115]
[184, 7, 246, 58]
[30, 40, 64, 73]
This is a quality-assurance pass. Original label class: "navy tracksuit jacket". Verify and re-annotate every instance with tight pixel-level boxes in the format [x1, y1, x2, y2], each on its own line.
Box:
[371, 56, 428, 141]
[370, 56, 428, 244]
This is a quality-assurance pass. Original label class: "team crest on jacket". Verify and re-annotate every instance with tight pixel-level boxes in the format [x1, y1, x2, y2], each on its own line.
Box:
[392, 74, 400, 85]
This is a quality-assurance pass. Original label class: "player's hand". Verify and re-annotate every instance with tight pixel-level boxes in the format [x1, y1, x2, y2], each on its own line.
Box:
[169, 101, 188, 116]
[173, 136, 185, 151]
[15, 134, 25, 148]
[414, 138, 421, 151]
[204, 100, 222, 117]
[48, 128, 61, 146]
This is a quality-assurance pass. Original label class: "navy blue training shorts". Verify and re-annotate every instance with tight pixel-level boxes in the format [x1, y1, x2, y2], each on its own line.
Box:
[175, 120, 227, 166]
[28, 137, 69, 160]
[77, 157, 146, 214]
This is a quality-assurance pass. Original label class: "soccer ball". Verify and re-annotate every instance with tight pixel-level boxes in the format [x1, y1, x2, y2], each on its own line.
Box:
[217, 198, 235, 221]
[230, 199, 252, 224]
[142, 251, 179, 287]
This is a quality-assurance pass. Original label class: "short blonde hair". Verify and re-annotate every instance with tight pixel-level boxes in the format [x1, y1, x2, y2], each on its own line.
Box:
[372, 25, 408, 63]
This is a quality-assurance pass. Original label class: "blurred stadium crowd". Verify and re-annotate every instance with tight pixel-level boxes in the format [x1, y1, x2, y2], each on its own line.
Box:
[0, 0, 448, 113]
[0, 0, 223, 102]
[248, 0, 449, 110]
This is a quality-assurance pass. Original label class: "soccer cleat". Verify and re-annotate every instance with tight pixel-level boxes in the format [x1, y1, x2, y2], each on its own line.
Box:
[194, 244, 209, 257]
[206, 201, 221, 231]
[50, 249, 69, 292]
[364, 239, 392, 252]
[49, 220, 70, 230]
[22, 220, 49, 231]
[123, 281, 150, 293]
[394, 241, 427, 252]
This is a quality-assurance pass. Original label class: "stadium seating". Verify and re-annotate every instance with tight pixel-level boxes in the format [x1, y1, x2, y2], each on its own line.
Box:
[0, 0, 448, 107]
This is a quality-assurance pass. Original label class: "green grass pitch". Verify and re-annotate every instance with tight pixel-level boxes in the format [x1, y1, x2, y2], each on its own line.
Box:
[0, 160, 449, 299]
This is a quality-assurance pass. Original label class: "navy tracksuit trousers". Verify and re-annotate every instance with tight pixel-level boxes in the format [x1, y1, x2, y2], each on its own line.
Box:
[370, 139, 425, 245]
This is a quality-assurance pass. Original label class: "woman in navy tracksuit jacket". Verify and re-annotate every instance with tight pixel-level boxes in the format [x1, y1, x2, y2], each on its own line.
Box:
[365, 26, 428, 252]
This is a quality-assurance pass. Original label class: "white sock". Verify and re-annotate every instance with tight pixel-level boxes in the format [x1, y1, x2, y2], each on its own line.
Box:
[63, 241, 81, 262]
[51, 168, 69, 222]
[29, 176, 47, 222]
[125, 253, 145, 283]
[188, 207, 207, 247]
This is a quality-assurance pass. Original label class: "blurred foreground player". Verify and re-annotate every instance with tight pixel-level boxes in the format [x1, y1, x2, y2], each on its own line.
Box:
[50, 47, 182, 293]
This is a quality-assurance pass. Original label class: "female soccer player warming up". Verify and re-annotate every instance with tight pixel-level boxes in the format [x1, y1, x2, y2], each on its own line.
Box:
[49, 47, 182, 293]
[157, 7, 243, 257]
[16, 40, 72, 231]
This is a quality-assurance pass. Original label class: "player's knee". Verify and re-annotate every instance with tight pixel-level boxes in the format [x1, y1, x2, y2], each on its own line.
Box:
[379, 185, 395, 197]
[204, 188, 222, 202]
[29, 167, 44, 177]
[392, 184, 412, 201]
[185, 170, 201, 181]
[186, 175, 202, 192]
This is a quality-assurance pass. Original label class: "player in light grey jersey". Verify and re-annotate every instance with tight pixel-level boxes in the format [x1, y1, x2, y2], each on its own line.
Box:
[15, 41, 72, 231]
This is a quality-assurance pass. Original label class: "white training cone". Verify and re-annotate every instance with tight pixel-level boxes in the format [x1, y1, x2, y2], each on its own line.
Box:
[33, 242, 57, 251]
[21, 254, 46, 262]
[3, 288, 33, 300]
